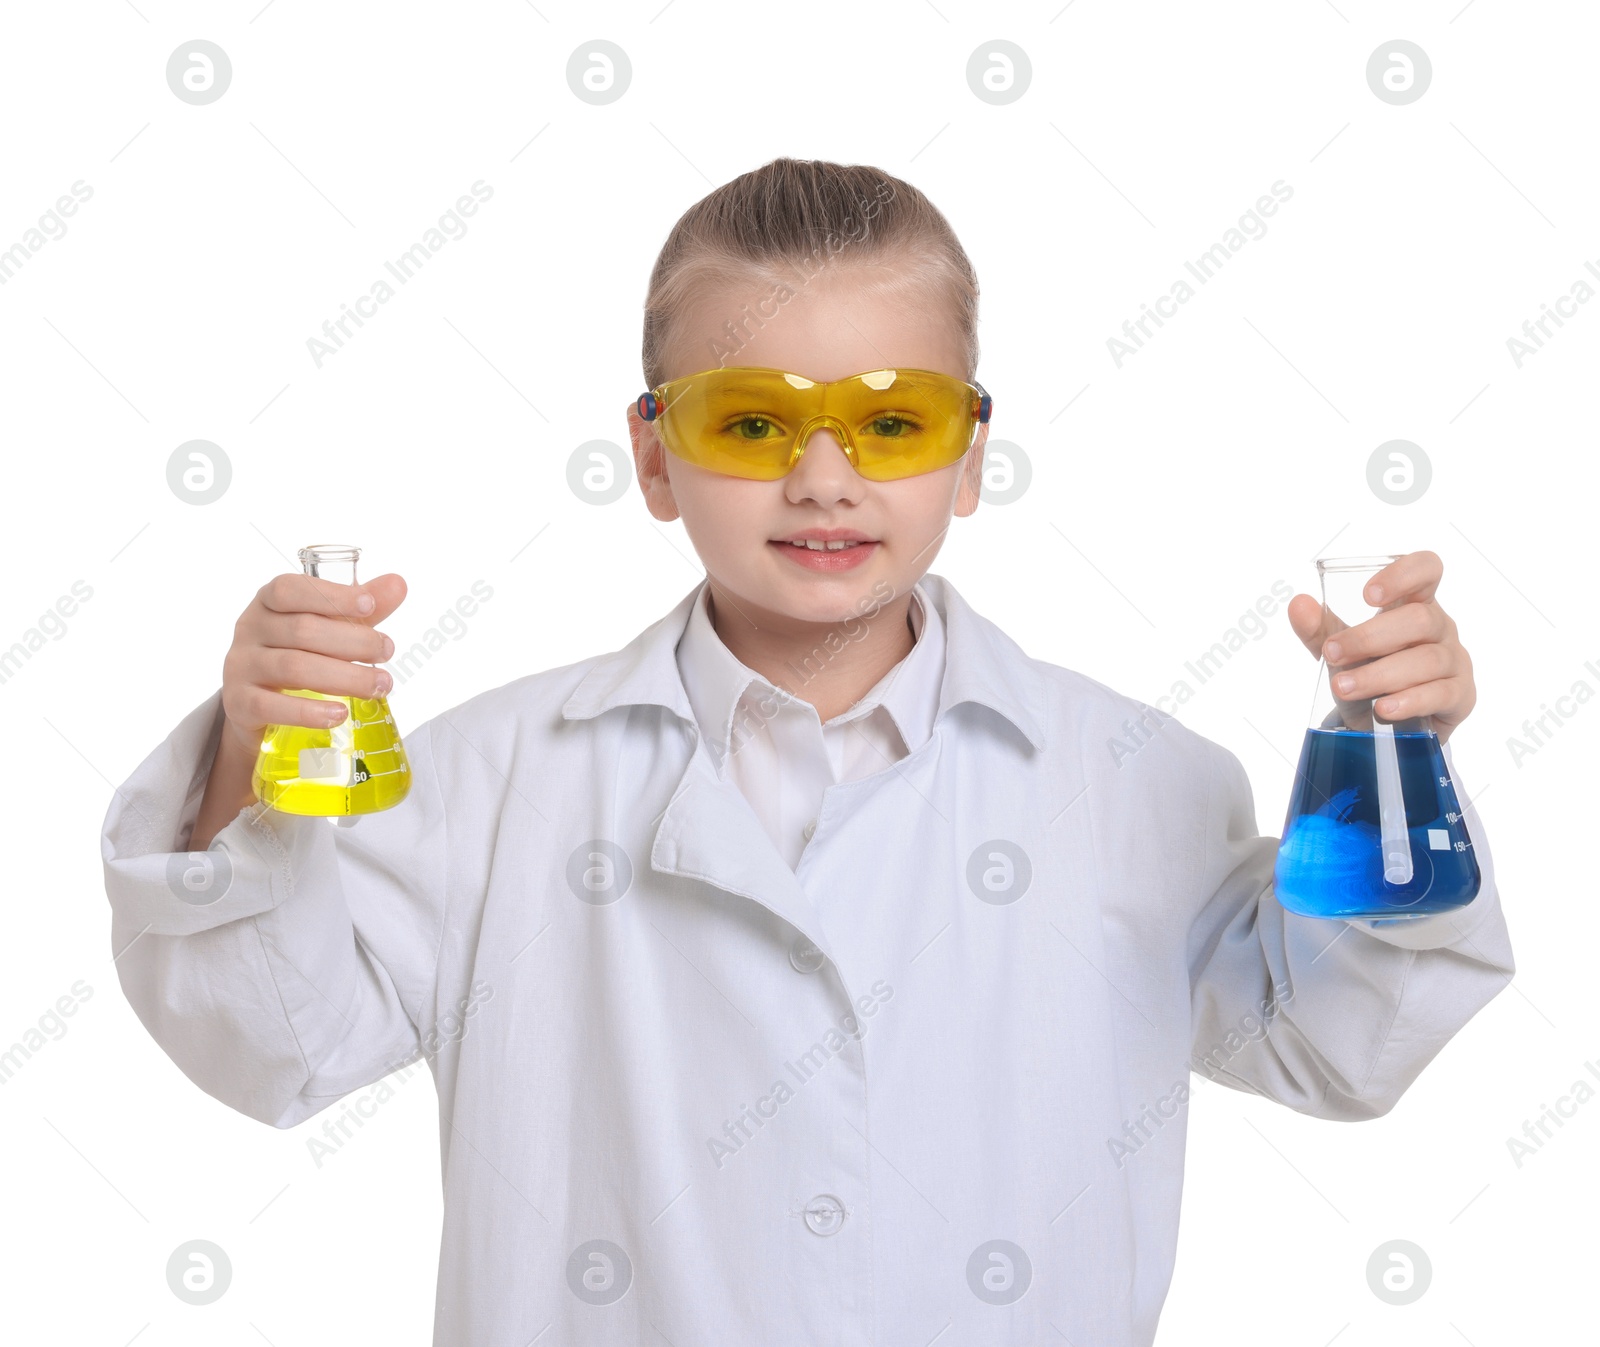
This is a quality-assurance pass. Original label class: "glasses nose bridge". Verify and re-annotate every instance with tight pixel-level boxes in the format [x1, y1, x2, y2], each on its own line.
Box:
[789, 412, 858, 471]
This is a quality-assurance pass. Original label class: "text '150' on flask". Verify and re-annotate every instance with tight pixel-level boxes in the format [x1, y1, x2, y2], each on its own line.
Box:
[1272, 554, 1480, 922]
[250, 543, 411, 818]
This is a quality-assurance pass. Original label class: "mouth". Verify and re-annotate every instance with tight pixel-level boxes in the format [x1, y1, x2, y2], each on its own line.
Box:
[776, 538, 870, 552]
[768, 530, 879, 571]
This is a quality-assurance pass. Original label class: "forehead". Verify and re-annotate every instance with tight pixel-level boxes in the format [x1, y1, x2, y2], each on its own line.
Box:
[667, 265, 966, 385]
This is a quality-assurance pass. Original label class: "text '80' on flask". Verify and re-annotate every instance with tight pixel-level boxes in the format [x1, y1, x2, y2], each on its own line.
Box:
[1272, 555, 1480, 921]
[251, 544, 411, 817]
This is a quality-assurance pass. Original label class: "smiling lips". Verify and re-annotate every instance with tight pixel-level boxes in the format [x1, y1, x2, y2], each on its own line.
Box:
[769, 529, 878, 571]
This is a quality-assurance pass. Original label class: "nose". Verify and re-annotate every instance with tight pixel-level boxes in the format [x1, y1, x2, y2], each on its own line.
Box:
[786, 426, 862, 500]
[796, 423, 852, 464]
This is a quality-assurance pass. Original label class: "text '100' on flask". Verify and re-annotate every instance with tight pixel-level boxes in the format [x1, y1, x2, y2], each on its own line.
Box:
[251, 544, 411, 817]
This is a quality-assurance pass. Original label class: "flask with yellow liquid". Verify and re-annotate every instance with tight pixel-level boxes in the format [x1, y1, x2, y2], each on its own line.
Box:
[251, 543, 411, 817]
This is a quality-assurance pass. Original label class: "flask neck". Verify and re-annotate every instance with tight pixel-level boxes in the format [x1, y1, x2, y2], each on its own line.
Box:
[299, 544, 360, 586]
[1316, 555, 1400, 633]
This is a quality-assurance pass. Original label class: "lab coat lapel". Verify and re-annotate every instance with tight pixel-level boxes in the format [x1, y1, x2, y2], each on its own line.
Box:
[650, 745, 829, 950]
[562, 580, 828, 946]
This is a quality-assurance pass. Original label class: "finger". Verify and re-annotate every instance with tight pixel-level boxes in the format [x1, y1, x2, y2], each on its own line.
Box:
[234, 685, 364, 732]
[259, 571, 407, 627]
[1366, 550, 1442, 607]
[258, 606, 392, 666]
[1328, 643, 1458, 708]
[249, 645, 393, 705]
[1367, 675, 1470, 725]
[1322, 600, 1446, 665]
[1286, 594, 1327, 658]
[1290, 594, 1361, 663]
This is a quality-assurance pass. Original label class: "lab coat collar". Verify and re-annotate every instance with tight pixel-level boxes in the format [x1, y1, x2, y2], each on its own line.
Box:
[560, 572, 1047, 753]
[674, 579, 943, 772]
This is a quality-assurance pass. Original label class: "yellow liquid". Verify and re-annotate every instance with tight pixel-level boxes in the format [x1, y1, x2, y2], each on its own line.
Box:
[252, 689, 411, 816]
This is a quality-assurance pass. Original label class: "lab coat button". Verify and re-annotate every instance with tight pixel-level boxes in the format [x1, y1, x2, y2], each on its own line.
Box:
[802, 818, 817, 841]
[803, 1194, 846, 1236]
[788, 935, 826, 973]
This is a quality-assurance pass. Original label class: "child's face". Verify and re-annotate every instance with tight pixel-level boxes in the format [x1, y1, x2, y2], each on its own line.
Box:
[627, 266, 988, 628]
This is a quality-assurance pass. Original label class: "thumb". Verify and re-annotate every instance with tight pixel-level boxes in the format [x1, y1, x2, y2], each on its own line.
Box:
[1286, 592, 1350, 661]
[356, 572, 408, 625]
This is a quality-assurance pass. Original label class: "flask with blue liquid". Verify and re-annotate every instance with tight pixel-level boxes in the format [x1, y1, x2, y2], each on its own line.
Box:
[1274, 555, 1480, 921]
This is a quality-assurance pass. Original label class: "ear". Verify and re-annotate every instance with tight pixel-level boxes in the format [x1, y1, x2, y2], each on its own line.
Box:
[952, 421, 989, 518]
[627, 402, 681, 523]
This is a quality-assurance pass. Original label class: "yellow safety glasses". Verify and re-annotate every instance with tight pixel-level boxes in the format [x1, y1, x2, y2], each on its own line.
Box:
[636, 366, 993, 482]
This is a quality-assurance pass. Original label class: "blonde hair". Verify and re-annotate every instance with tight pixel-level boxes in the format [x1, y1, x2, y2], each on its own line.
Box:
[640, 156, 980, 391]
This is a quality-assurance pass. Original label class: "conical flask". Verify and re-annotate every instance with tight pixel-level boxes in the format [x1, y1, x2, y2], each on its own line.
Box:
[251, 544, 411, 817]
[1273, 555, 1480, 920]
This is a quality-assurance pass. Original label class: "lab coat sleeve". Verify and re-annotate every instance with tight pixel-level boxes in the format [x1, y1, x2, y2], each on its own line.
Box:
[100, 687, 449, 1130]
[1186, 734, 1514, 1120]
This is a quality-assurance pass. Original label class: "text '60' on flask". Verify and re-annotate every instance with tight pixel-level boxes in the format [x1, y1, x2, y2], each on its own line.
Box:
[1272, 555, 1480, 922]
[251, 544, 411, 817]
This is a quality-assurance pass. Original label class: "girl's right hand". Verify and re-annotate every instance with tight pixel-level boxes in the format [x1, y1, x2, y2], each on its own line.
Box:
[218, 572, 407, 760]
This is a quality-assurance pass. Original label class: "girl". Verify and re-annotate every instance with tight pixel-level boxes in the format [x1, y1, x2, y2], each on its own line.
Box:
[104, 157, 1512, 1345]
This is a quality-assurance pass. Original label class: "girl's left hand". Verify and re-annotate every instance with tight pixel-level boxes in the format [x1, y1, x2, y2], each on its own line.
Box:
[1286, 549, 1476, 745]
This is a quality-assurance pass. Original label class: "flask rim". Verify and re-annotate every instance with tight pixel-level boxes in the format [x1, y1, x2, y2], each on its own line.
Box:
[299, 544, 361, 565]
[1316, 553, 1400, 574]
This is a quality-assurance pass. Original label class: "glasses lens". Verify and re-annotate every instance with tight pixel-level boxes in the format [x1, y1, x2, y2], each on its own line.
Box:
[831, 369, 975, 481]
[659, 369, 800, 480]
[657, 368, 977, 481]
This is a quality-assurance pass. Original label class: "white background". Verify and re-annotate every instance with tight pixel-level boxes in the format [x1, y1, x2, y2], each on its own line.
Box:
[0, 1, 1591, 1342]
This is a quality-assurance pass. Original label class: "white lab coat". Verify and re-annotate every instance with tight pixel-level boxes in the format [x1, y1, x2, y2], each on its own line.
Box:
[100, 572, 1514, 1346]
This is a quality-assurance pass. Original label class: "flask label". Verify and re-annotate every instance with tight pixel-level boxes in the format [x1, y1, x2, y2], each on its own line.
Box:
[298, 746, 346, 781]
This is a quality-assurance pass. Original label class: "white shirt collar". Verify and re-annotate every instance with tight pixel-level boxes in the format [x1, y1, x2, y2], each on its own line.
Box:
[674, 580, 944, 772]
[562, 572, 1048, 755]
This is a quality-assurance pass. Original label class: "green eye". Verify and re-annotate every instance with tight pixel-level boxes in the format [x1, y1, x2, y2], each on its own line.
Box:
[729, 416, 778, 440]
[868, 415, 916, 438]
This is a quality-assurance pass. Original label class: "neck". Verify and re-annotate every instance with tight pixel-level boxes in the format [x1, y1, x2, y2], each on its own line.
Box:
[706, 582, 917, 724]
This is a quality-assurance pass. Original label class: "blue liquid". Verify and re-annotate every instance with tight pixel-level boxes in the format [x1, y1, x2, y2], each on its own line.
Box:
[1274, 729, 1481, 920]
